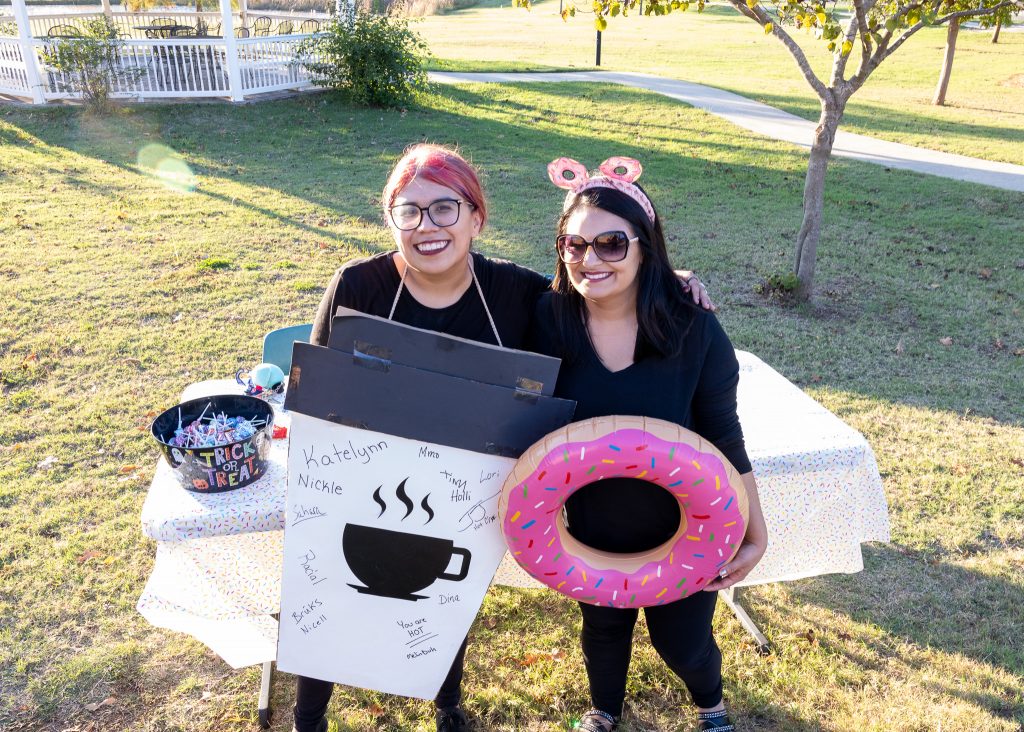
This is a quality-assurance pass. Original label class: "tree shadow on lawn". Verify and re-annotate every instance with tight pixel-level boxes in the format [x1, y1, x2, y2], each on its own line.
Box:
[735, 88, 1024, 141]
[5, 83, 1023, 426]
[260, 584, 821, 732]
[774, 543, 1024, 681]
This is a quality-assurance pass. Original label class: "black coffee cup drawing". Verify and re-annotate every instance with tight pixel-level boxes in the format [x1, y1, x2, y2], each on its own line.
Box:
[343, 524, 472, 601]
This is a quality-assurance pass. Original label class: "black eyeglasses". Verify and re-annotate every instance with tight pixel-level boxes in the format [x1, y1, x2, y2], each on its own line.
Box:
[556, 231, 637, 264]
[389, 198, 472, 231]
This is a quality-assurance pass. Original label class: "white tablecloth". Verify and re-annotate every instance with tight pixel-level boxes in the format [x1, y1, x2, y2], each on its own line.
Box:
[138, 353, 890, 667]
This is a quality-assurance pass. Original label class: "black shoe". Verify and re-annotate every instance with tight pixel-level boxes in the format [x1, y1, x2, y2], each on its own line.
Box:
[436, 705, 470, 732]
[577, 708, 618, 732]
[291, 717, 328, 732]
[697, 709, 735, 731]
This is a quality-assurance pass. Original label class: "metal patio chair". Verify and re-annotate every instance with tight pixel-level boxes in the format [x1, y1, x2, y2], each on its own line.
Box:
[252, 16, 272, 36]
[298, 19, 320, 33]
[274, 20, 293, 35]
[47, 25, 82, 38]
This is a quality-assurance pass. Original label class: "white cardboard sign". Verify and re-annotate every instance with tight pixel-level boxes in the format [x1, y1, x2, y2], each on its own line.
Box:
[276, 413, 514, 699]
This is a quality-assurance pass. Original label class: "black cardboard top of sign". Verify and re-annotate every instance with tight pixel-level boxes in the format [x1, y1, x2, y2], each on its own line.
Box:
[285, 342, 576, 457]
[327, 307, 559, 397]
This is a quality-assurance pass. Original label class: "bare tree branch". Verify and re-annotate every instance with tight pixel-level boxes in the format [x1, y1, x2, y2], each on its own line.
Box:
[866, 0, 917, 68]
[724, 0, 830, 98]
[936, 0, 1021, 25]
[877, 0, 1019, 65]
[853, 0, 873, 72]
[729, 0, 761, 21]
[831, 12, 858, 82]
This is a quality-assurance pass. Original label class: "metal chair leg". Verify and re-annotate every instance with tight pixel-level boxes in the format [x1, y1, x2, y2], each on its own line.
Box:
[721, 586, 771, 655]
[258, 660, 273, 729]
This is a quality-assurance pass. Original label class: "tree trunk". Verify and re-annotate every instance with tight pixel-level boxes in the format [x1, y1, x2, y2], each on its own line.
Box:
[991, 17, 1002, 43]
[933, 18, 959, 106]
[792, 95, 844, 302]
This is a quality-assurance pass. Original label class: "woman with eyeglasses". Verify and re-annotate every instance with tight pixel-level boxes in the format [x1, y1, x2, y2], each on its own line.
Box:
[294, 144, 712, 732]
[528, 157, 769, 732]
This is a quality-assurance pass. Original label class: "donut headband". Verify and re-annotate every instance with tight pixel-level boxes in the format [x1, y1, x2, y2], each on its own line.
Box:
[547, 156, 656, 223]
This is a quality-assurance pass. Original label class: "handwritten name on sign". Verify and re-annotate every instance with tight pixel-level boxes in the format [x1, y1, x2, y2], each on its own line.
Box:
[302, 439, 388, 468]
[298, 548, 328, 586]
[296, 473, 344, 495]
[293, 598, 328, 635]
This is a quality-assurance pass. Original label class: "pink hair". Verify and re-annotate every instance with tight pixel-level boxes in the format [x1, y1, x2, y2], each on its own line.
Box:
[382, 143, 488, 231]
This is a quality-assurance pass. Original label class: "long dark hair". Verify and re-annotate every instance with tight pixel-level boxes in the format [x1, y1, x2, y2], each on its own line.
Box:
[550, 184, 697, 363]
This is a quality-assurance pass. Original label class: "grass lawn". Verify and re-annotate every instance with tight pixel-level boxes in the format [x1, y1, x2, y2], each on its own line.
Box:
[418, 0, 1024, 166]
[1, 81, 1023, 732]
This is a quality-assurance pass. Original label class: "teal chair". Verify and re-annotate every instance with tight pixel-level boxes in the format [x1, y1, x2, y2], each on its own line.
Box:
[262, 323, 313, 372]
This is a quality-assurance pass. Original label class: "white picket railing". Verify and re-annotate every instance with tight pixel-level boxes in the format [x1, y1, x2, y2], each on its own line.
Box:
[0, 5, 330, 102]
[237, 35, 316, 93]
[34, 37, 225, 98]
[0, 9, 327, 40]
[25, 33, 320, 100]
[0, 38, 29, 94]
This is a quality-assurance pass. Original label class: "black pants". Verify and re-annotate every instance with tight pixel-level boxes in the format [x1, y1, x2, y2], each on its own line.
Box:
[292, 637, 468, 731]
[579, 591, 722, 717]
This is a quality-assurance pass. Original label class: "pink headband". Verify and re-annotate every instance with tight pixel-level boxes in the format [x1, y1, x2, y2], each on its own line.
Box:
[547, 156, 656, 223]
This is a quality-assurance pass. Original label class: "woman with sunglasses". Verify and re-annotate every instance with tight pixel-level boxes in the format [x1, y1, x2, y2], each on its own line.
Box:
[294, 144, 712, 732]
[529, 157, 769, 732]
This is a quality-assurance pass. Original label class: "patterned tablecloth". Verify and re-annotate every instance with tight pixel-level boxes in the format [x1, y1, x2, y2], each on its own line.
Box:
[138, 354, 891, 667]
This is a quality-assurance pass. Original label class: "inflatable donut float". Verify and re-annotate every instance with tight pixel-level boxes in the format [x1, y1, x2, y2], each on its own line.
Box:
[498, 416, 748, 607]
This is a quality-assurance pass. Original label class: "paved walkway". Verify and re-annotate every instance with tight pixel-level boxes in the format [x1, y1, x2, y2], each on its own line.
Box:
[431, 71, 1024, 193]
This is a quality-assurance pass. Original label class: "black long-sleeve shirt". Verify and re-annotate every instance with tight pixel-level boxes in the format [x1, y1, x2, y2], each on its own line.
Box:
[529, 292, 752, 553]
[310, 251, 550, 348]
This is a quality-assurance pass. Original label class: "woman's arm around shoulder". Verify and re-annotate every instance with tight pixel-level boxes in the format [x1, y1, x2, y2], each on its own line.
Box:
[526, 290, 562, 358]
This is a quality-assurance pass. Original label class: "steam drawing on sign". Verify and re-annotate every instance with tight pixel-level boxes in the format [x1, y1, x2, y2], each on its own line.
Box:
[372, 478, 435, 524]
[344, 477, 472, 602]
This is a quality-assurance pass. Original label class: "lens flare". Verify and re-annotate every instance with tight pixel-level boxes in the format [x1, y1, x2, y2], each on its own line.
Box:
[137, 143, 197, 193]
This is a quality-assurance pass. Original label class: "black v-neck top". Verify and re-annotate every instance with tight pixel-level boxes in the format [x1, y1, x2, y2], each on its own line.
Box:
[529, 292, 752, 552]
[311, 251, 550, 348]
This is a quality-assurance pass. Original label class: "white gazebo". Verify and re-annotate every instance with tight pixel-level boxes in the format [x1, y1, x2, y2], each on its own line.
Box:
[0, 0, 351, 103]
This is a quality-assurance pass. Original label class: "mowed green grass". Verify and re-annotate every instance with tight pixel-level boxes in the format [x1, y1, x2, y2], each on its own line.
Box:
[1, 82, 1023, 731]
[418, 0, 1024, 165]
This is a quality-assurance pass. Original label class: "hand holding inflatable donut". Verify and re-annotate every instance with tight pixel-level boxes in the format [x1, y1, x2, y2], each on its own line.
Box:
[498, 416, 749, 608]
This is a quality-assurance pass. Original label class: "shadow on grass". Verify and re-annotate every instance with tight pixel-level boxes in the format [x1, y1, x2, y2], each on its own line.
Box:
[265, 584, 822, 731]
[783, 543, 1024, 679]
[4, 81, 1023, 430]
[732, 88, 1024, 145]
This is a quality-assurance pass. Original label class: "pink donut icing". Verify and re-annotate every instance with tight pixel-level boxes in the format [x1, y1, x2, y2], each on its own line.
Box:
[502, 428, 746, 607]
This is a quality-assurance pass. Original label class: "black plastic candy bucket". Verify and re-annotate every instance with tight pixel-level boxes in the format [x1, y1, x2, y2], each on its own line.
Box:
[151, 394, 274, 493]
